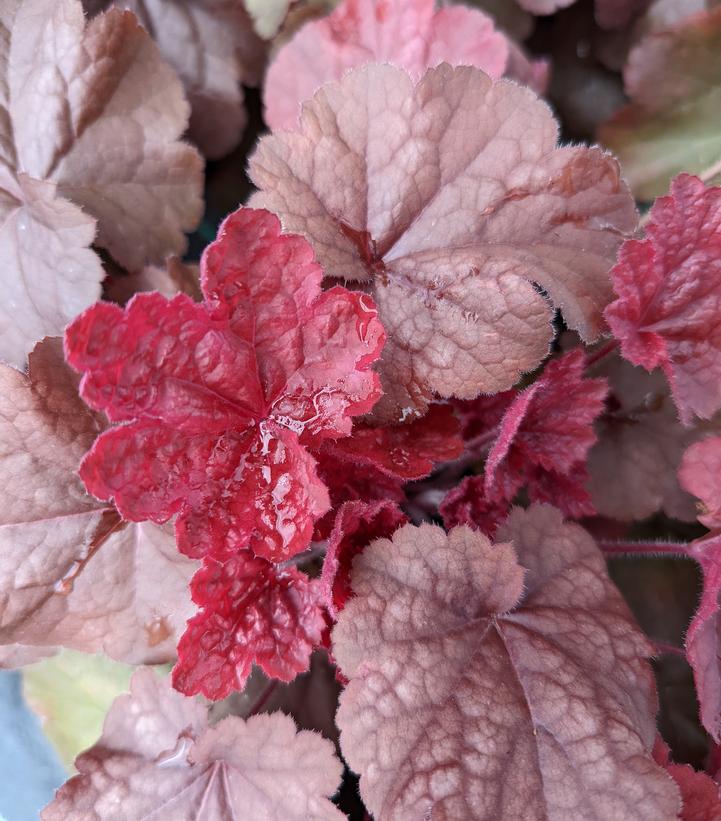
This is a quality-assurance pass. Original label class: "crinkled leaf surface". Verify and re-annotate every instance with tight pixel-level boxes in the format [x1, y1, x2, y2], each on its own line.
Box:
[2, 0, 203, 268]
[43, 668, 344, 820]
[484, 349, 607, 517]
[605, 174, 721, 424]
[89, 0, 266, 159]
[679, 438, 721, 741]
[333, 506, 680, 820]
[250, 63, 636, 421]
[439, 475, 511, 536]
[599, 8, 721, 199]
[0, 338, 195, 663]
[320, 500, 407, 618]
[587, 357, 702, 522]
[0, 0, 203, 364]
[679, 533, 721, 744]
[0, 170, 103, 369]
[681, 438, 721, 529]
[66, 207, 384, 564]
[264, 0, 509, 130]
[318, 403, 463, 482]
[173, 551, 326, 700]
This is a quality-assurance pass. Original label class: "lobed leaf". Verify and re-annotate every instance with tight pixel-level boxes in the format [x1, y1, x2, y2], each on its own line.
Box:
[251, 62, 636, 421]
[43, 668, 344, 820]
[606, 174, 721, 424]
[333, 506, 680, 819]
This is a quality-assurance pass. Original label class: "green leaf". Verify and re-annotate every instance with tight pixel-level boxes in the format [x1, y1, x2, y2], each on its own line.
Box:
[22, 650, 137, 769]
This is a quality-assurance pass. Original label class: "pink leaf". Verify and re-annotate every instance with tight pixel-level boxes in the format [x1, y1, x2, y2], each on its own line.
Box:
[653, 738, 721, 821]
[65, 207, 385, 563]
[0, 0, 204, 365]
[484, 350, 608, 517]
[0, 338, 195, 664]
[684, 535, 721, 743]
[333, 506, 680, 819]
[587, 357, 703, 522]
[606, 174, 721, 424]
[320, 500, 407, 618]
[173, 552, 326, 700]
[679, 439, 721, 740]
[250, 63, 636, 421]
[680, 437, 721, 530]
[439, 475, 511, 536]
[43, 669, 344, 820]
[85, 0, 267, 159]
[263, 0, 509, 130]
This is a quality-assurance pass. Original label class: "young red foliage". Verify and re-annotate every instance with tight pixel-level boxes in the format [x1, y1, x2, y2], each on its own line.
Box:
[173, 552, 326, 701]
[606, 174, 721, 424]
[439, 475, 511, 537]
[65, 208, 385, 564]
[483, 350, 608, 517]
[312, 404, 462, 538]
[320, 500, 408, 619]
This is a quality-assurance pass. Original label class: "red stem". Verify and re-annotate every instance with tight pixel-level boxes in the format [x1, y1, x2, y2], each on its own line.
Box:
[654, 641, 686, 659]
[247, 680, 279, 717]
[599, 540, 692, 559]
[586, 339, 619, 368]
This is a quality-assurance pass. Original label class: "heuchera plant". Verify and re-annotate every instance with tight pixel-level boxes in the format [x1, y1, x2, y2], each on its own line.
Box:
[1, 0, 721, 818]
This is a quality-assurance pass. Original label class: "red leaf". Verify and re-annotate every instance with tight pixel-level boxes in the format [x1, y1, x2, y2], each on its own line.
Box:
[439, 475, 511, 537]
[333, 506, 680, 819]
[318, 403, 463, 482]
[250, 63, 636, 421]
[653, 738, 721, 821]
[606, 174, 721, 424]
[484, 350, 608, 517]
[65, 207, 385, 563]
[173, 553, 326, 700]
[264, 0, 511, 130]
[44, 669, 344, 819]
[320, 500, 408, 618]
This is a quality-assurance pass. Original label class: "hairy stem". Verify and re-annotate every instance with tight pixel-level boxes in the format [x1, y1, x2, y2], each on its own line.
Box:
[599, 540, 692, 559]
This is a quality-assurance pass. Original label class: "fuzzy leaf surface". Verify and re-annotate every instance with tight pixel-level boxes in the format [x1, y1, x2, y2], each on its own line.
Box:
[320, 500, 407, 618]
[0, 338, 194, 664]
[605, 174, 721, 424]
[173, 551, 326, 700]
[43, 668, 344, 820]
[65, 208, 385, 563]
[484, 349, 608, 517]
[251, 63, 636, 421]
[88, 0, 266, 159]
[680, 437, 721, 531]
[333, 506, 680, 820]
